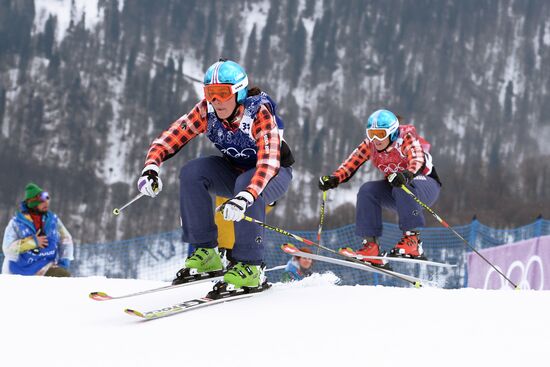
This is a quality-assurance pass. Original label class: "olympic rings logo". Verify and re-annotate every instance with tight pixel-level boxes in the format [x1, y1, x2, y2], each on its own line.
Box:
[377, 162, 406, 173]
[483, 256, 544, 290]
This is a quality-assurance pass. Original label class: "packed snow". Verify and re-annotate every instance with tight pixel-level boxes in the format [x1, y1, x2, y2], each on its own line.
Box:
[34, 0, 102, 40]
[1, 272, 548, 367]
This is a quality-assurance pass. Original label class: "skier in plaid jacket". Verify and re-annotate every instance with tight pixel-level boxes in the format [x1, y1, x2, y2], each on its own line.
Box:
[319, 109, 442, 266]
[137, 59, 294, 289]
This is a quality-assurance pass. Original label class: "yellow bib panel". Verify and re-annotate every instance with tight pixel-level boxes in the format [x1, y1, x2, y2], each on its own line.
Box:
[215, 196, 273, 249]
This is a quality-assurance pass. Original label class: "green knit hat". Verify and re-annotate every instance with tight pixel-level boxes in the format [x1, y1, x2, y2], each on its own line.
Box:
[25, 183, 44, 208]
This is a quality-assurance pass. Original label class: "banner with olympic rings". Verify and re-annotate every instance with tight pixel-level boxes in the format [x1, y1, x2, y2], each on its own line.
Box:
[467, 235, 550, 290]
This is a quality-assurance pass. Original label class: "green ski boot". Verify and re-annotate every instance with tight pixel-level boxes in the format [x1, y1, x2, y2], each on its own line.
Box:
[223, 262, 264, 289]
[185, 247, 224, 273]
[172, 247, 224, 285]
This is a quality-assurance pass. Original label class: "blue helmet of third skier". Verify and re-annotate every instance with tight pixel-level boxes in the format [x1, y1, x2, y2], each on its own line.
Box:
[203, 59, 249, 104]
[366, 109, 400, 143]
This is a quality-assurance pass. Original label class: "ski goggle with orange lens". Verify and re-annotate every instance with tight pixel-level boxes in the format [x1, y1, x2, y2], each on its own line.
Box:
[203, 77, 249, 102]
[366, 128, 395, 142]
[204, 84, 235, 102]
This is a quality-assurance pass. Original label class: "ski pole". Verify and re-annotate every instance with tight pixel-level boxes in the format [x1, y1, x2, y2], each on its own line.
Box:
[112, 193, 145, 216]
[316, 191, 328, 254]
[242, 215, 422, 287]
[243, 215, 321, 247]
[398, 184, 519, 289]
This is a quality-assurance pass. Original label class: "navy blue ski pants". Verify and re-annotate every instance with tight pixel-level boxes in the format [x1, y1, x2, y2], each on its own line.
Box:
[179, 156, 292, 265]
[355, 176, 441, 238]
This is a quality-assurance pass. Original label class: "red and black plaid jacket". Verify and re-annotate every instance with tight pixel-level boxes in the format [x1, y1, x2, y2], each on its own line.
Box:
[333, 132, 426, 183]
[144, 99, 281, 199]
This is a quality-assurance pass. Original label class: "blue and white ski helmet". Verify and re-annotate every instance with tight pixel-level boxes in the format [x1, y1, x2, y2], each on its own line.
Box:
[366, 109, 400, 142]
[203, 60, 249, 104]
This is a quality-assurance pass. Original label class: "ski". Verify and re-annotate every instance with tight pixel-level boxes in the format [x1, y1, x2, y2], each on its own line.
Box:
[125, 284, 270, 321]
[89, 272, 224, 301]
[281, 243, 430, 287]
[338, 248, 456, 268]
[89, 265, 285, 301]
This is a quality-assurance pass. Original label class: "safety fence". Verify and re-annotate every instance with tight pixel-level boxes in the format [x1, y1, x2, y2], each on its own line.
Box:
[1, 218, 548, 288]
[64, 217, 549, 288]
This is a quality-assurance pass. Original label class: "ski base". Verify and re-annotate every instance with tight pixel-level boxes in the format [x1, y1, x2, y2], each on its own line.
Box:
[281, 243, 428, 287]
[90, 265, 285, 302]
[338, 248, 456, 268]
[89, 271, 225, 301]
[125, 283, 271, 321]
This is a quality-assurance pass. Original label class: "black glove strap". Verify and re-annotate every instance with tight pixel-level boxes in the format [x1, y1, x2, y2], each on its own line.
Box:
[221, 198, 246, 212]
[142, 170, 159, 191]
[232, 196, 249, 210]
[143, 170, 158, 178]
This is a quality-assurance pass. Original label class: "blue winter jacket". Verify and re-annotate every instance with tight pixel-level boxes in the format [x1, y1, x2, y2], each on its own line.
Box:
[281, 258, 313, 282]
[8, 205, 60, 275]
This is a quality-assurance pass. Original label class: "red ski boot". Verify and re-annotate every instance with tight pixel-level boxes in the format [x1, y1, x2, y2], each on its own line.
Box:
[390, 231, 425, 259]
[340, 241, 389, 268]
[357, 241, 388, 267]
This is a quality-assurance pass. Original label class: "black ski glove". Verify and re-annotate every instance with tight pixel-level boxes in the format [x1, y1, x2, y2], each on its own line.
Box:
[387, 170, 415, 188]
[318, 175, 340, 191]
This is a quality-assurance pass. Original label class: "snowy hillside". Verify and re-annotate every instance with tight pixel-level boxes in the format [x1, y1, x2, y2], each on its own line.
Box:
[1, 274, 548, 367]
[2, 1, 550, 244]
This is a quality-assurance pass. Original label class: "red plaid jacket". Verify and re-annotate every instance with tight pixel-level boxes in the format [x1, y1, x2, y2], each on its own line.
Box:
[333, 130, 426, 183]
[144, 99, 281, 198]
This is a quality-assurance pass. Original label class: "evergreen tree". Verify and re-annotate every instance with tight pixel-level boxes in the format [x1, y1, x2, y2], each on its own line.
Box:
[504, 81, 514, 122]
[42, 15, 57, 58]
[303, 0, 316, 18]
[287, 19, 306, 86]
[285, 1, 298, 32]
[126, 45, 138, 80]
[244, 25, 258, 73]
[310, 19, 324, 84]
[190, 7, 206, 51]
[258, 3, 280, 75]
[13, 0, 35, 78]
[221, 22, 239, 61]
[0, 85, 5, 128]
[47, 51, 60, 81]
[202, 6, 218, 69]
[105, 0, 121, 45]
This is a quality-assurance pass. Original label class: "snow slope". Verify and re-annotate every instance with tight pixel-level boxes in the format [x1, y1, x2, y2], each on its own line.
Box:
[34, 0, 103, 40]
[0, 273, 549, 367]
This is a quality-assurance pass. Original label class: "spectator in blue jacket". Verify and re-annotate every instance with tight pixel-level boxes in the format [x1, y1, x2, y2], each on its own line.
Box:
[2, 183, 73, 277]
[281, 247, 314, 282]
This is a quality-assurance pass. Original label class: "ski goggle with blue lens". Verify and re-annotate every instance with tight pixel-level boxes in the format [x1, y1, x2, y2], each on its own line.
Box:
[29, 191, 50, 204]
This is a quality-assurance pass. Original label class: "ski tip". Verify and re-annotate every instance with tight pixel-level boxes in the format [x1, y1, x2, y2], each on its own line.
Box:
[281, 243, 299, 254]
[414, 282, 422, 289]
[124, 309, 145, 318]
[89, 291, 113, 301]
